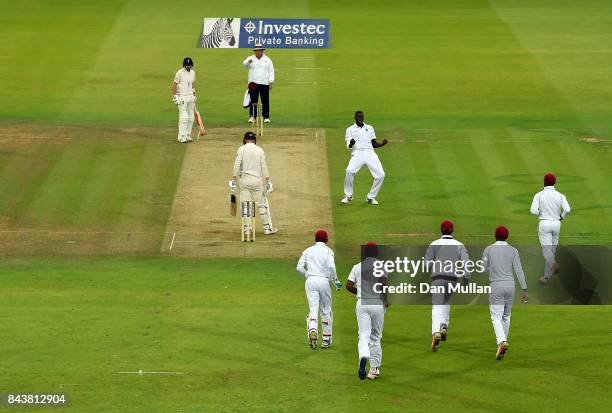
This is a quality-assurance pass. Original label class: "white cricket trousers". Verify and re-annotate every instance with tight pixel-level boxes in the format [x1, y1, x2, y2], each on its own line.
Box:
[538, 220, 561, 278]
[344, 149, 385, 199]
[305, 276, 333, 343]
[431, 278, 456, 334]
[356, 302, 385, 368]
[239, 175, 271, 228]
[177, 95, 195, 142]
[489, 282, 515, 345]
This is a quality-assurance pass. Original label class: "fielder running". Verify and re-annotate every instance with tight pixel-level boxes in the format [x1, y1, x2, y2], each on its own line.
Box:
[346, 242, 389, 380]
[425, 220, 471, 352]
[482, 226, 528, 360]
[230, 132, 278, 236]
[342, 111, 388, 205]
[297, 230, 342, 349]
[172, 57, 197, 143]
[530, 173, 571, 284]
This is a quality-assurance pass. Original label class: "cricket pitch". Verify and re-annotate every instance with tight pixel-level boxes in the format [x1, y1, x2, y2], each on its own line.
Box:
[163, 127, 334, 258]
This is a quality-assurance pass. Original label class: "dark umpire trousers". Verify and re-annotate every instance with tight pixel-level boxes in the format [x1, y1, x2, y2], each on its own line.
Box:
[249, 83, 270, 119]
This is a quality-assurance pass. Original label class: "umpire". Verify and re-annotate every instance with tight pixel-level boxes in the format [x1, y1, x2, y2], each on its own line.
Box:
[243, 43, 275, 123]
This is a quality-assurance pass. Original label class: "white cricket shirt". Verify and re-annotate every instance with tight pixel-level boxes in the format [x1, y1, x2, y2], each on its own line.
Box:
[297, 242, 337, 280]
[174, 68, 195, 96]
[232, 142, 269, 179]
[243, 54, 275, 85]
[482, 241, 527, 289]
[530, 186, 571, 221]
[348, 257, 387, 304]
[345, 123, 376, 150]
[424, 235, 471, 278]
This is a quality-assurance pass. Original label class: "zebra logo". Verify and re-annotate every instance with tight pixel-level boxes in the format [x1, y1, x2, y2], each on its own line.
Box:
[201, 17, 237, 48]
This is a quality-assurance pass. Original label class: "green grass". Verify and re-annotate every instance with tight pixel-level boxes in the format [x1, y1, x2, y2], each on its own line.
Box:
[0, 0, 611, 411]
[0, 258, 610, 412]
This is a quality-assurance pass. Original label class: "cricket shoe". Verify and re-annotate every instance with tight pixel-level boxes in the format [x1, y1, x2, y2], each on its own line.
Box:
[264, 227, 278, 235]
[341, 196, 353, 204]
[308, 330, 317, 350]
[358, 357, 367, 380]
[321, 335, 331, 348]
[367, 367, 380, 380]
[248, 116, 254, 123]
[264, 118, 271, 123]
[440, 324, 448, 341]
[496, 341, 509, 360]
[367, 198, 379, 205]
[431, 332, 441, 352]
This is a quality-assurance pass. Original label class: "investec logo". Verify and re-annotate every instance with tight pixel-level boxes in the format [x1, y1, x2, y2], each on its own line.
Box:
[244, 20, 327, 35]
[242, 19, 328, 47]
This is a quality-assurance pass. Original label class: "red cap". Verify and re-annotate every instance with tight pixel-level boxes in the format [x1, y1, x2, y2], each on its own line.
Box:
[495, 226, 509, 240]
[440, 220, 454, 234]
[544, 173, 556, 186]
[315, 229, 328, 243]
[364, 242, 378, 257]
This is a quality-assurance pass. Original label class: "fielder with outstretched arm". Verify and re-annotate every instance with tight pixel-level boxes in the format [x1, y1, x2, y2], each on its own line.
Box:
[297, 230, 342, 350]
[346, 242, 389, 381]
[482, 226, 528, 360]
[530, 173, 571, 284]
[172, 57, 197, 143]
[425, 220, 471, 352]
[230, 132, 277, 236]
[342, 111, 388, 205]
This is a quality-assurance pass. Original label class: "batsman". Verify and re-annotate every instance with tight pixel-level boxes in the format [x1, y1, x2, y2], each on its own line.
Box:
[230, 132, 278, 239]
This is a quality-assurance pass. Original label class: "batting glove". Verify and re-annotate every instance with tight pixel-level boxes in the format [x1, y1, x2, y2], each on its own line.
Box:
[334, 280, 343, 291]
[172, 95, 182, 105]
[265, 181, 274, 194]
[229, 179, 237, 191]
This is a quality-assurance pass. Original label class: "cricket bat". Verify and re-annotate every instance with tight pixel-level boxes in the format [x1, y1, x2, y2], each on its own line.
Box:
[194, 106, 206, 140]
[230, 194, 237, 216]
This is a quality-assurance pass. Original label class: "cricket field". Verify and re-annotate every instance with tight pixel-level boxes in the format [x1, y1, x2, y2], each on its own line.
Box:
[1, 0, 611, 412]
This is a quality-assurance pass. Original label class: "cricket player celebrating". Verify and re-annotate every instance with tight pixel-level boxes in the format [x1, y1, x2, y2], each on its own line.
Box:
[172, 57, 197, 143]
[530, 173, 571, 284]
[346, 242, 389, 380]
[342, 111, 388, 205]
[425, 220, 470, 352]
[297, 230, 342, 350]
[482, 226, 528, 360]
[230, 132, 278, 236]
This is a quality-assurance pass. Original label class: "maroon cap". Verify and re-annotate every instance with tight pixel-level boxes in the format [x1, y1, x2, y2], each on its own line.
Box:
[544, 173, 556, 186]
[315, 229, 328, 243]
[495, 226, 509, 240]
[364, 242, 378, 257]
[440, 220, 454, 234]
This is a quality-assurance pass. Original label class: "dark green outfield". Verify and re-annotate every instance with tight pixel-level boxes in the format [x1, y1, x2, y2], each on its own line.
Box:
[0, 0, 611, 411]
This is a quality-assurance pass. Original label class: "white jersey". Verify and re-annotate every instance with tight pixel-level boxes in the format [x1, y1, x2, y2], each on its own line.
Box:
[297, 242, 337, 280]
[243, 54, 275, 85]
[174, 68, 195, 96]
[232, 142, 269, 179]
[348, 257, 387, 304]
[424, 235, 471, 278]
[345, 123, 376, 150]
[530, 186, 571, 221]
